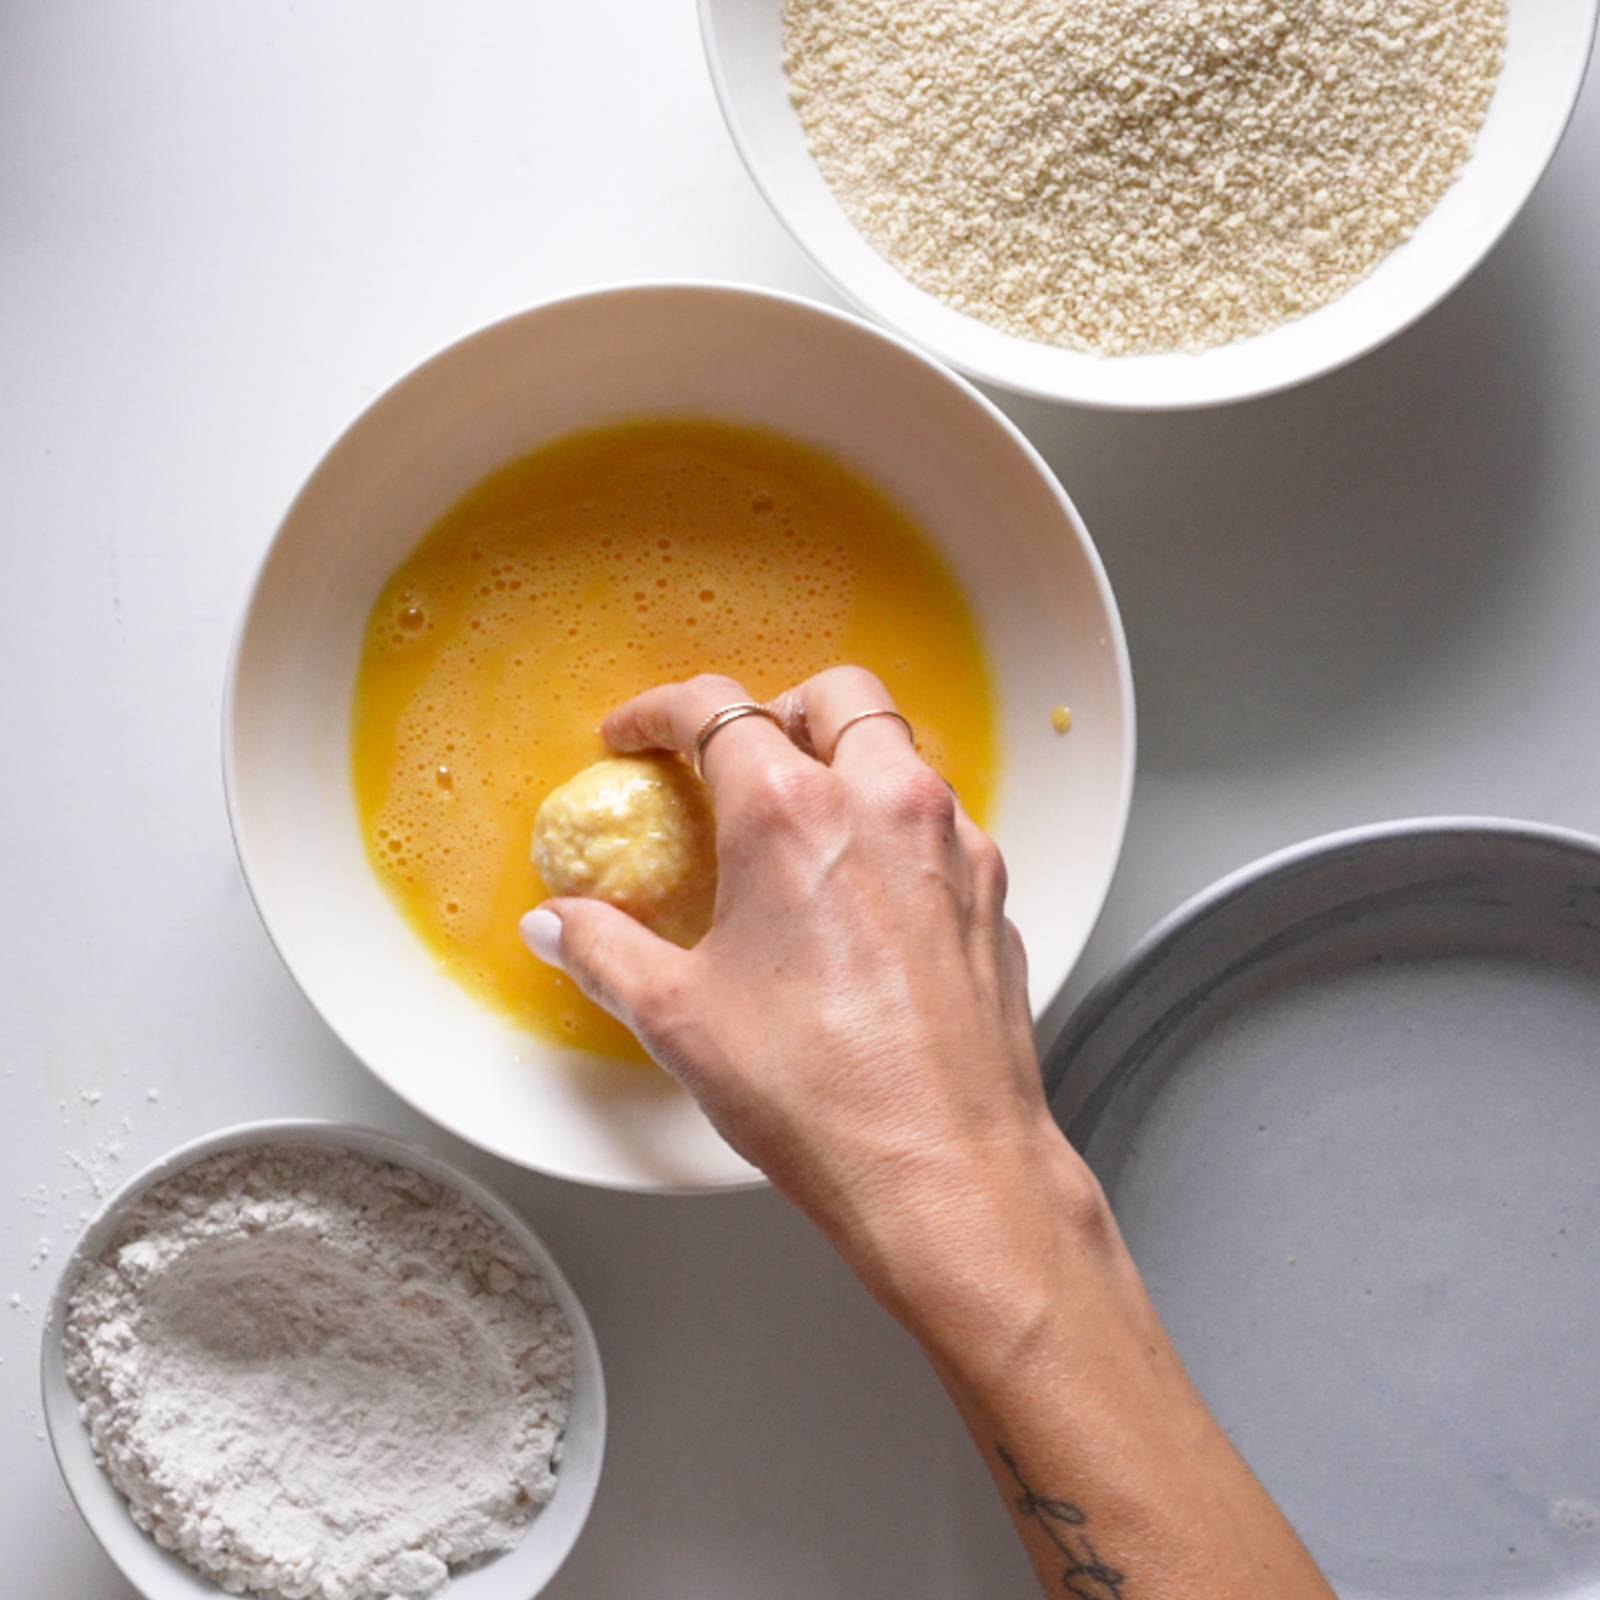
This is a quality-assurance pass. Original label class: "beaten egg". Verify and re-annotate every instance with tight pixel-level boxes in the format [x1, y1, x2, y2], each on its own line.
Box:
[351, 419, 999, 1061]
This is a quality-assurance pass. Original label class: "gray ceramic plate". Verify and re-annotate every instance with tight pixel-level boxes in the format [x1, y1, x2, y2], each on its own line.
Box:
[1046, 819, 1600, 1600]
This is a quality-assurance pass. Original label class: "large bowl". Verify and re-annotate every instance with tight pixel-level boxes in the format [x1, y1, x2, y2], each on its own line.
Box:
[41, 1120, 606, 1600]
[224, 281, 1135, 1191]
[700, 0, 1598, 410]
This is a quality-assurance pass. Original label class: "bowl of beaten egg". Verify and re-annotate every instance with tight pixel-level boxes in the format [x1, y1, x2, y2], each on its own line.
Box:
[225, 283, 1134, 1190]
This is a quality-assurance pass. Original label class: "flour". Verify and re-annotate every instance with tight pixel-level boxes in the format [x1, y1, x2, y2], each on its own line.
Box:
[62, 1143, 573, 1600]
[784, 0, 1506, 354]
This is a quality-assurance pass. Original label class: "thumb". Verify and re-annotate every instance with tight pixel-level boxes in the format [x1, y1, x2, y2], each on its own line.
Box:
[520, 898, 686, 1040]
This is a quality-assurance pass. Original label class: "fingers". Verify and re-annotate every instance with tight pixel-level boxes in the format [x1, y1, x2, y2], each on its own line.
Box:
[521, 898, 688, 1046]
[763, 686, 818, 757]
[778, 665, 920, 773]
[955, 806, 1008, 909]
[603, 673, 805, 804]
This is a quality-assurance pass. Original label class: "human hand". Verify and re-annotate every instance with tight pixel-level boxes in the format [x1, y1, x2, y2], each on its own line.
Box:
[520, 667, 1104, 1342]
[521, 668, 1338, 1600]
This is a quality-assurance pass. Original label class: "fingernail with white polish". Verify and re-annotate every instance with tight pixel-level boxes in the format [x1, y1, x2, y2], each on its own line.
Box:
[520, 908, 565, 969]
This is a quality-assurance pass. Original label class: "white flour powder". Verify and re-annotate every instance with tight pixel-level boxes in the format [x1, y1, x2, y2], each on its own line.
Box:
[784, 0, 1506, 353]
[63, 1143, 573, 1600]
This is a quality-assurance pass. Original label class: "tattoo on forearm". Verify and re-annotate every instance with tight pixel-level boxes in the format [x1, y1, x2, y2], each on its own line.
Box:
[997, 1445, 1127, 1600]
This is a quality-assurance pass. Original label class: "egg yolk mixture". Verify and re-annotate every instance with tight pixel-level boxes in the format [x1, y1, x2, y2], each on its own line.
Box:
[351, 419, 999, 1061]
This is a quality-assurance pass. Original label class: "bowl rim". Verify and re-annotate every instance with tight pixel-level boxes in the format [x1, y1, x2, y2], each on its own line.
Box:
[39, 1116, 607, 1600]
[1043, 814, 1600, 1108]
[697, 0, 1600, 412]
[220, 278, 1138, 1192]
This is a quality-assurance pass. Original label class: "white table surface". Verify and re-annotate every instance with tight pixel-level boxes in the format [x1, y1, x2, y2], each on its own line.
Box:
[3, 3, 1597, 1594]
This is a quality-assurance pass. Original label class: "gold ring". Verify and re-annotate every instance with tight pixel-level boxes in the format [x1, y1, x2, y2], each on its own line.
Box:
[827, 708, 915, 763]
[692, 701, 782, 780]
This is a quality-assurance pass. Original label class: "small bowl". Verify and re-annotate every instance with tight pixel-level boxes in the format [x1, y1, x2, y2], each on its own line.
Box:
[699, 0, 1598, 410]
[224, 281, 1135, 1192]
[41, 1120, 605, 1600]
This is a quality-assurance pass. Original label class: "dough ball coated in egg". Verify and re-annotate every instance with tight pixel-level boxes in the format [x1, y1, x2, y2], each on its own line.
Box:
[532, 755, 717, 948]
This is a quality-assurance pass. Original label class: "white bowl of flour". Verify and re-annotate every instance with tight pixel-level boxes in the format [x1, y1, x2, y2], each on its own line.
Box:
[40, 1120, 605, 1600]
[701, 0, 1598, 409]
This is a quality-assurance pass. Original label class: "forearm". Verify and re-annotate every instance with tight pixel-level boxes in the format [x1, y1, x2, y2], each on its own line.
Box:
[854, 1127, 1337, 1600]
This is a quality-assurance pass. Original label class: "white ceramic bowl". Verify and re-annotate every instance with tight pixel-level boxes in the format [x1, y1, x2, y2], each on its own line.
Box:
[699, 0, 1598, 410]
[224, 282, 1135, 1191]
[40, 1120, 606, 1600]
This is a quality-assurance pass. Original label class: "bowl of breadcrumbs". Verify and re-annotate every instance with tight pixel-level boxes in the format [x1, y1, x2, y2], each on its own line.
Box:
[701, 0, 1597, 409]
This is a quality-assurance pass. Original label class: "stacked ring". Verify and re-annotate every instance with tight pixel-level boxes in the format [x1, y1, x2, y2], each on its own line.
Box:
[692, 702, 783, 780]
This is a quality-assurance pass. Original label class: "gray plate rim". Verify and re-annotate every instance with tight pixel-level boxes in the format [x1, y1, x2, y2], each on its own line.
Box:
[1045, 813, 1600, 1124]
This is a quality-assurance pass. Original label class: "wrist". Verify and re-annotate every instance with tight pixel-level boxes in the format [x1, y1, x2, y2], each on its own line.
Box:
[839, 1122, 1137, 1377]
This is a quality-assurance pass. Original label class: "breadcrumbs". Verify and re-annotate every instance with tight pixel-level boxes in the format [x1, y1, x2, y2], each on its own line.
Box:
[783, 0, 1506, 354]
